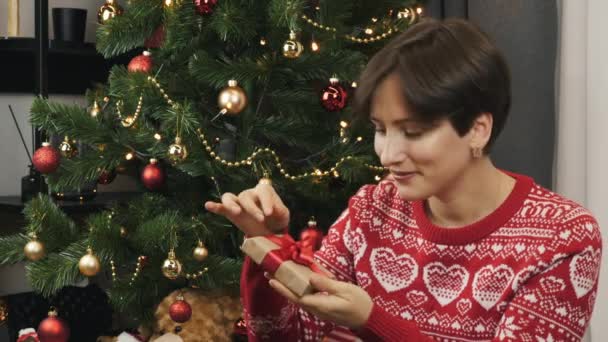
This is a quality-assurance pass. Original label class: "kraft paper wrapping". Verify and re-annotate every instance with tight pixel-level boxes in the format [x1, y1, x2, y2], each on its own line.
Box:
[241, 236, 330, 297]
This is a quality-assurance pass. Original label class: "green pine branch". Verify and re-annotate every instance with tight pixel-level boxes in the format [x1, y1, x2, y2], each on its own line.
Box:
[0, 234, 29, 264]
[96, 0, 163, 58]
[26, 239, 88, 297]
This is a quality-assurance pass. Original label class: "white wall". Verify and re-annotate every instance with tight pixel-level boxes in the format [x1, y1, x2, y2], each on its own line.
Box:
[555, 1, 608, 341]
[0, 94, 87, 196]
[0, 0, 105, 42]
[0, 1, 139, 196]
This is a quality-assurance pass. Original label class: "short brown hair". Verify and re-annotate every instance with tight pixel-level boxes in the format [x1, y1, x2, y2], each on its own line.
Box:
[354, 18, 511, 152]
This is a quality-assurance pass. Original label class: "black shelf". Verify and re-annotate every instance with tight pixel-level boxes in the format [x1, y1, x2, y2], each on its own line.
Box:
[0, 37, 121, 94]
[0, 192, 141, 215]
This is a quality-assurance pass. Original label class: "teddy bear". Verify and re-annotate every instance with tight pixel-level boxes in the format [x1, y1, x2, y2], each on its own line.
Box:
[97, 289, 242, 342]
[150, 289, 242, 342]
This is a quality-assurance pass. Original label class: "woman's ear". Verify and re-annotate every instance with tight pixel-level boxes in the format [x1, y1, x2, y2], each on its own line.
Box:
[468, 112, 493, 150]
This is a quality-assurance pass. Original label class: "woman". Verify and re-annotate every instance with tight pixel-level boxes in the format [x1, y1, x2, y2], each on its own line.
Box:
[205, 18, 602, 341]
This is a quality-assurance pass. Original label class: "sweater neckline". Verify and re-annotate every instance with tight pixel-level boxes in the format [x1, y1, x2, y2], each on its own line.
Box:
[412, 171, 534, 245]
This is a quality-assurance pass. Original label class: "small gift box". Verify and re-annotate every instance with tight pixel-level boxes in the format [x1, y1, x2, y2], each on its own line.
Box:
[241, 235, 330, 296]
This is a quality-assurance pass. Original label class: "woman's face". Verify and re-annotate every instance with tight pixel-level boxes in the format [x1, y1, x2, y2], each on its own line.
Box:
[370, 73, 474, 201]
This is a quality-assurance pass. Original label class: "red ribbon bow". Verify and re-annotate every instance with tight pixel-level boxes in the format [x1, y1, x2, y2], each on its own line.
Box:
[261, 234, 322, 275]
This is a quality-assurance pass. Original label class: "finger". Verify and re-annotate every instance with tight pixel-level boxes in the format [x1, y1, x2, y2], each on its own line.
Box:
[298, 292, 337, 313]
[204, 201, 219, 212]
[204, 201, 236, 217]
[220, 193, 242, 215]
[238, 191, 265, 222]
[309, 274, 345, 295]
[258, 188, 276, 217]
[268, 192, 289, 225]
[268, 279, 300, 303]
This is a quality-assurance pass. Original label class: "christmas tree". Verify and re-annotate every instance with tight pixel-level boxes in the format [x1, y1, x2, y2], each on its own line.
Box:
[0, 0, 424, 332]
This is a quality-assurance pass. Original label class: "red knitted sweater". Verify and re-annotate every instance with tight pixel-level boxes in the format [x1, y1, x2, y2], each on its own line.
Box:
[241, 172, 602, 341]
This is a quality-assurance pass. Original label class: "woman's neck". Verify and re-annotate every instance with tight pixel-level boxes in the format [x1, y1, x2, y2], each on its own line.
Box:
[426, 159, 516, 228]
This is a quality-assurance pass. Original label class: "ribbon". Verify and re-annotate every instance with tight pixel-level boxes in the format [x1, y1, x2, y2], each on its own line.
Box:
[261, 234, 323, 275]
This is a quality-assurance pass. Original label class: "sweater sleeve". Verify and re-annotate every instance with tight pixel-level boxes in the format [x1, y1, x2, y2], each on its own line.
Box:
[241, 200, 359, 341]
[356, 210, 603, 342]
[491, 215, 602, 342]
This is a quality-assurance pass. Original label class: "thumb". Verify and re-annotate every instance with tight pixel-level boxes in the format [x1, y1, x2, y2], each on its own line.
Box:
[309, 274, 343, 294]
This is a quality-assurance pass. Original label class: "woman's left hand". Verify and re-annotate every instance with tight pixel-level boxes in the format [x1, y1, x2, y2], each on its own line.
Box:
[268, 273, 373, 329]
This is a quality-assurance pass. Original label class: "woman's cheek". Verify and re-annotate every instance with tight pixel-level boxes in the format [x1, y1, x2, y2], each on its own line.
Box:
[374, 133, 384, 158]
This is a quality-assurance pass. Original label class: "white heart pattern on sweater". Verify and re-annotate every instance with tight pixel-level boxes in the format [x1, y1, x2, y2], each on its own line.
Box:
[370, 247, 418, 293]
[343, 225, 367, 265]
[539, 276, 566, 294]
[569, 246, 601, 298]
[406, 290, 428, 307]
[456, 299, 472, 315]
[472, 265, 514, 310]
[423, 262, 469, 306]
[356, 272, 372, 289]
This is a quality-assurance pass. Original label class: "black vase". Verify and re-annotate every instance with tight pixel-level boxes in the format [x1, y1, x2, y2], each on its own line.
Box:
[21, 166, 47, 202]
[52, 8, 87, 43]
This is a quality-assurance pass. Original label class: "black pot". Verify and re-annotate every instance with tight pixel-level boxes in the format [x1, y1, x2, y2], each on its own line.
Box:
[52, 8, 87, 43]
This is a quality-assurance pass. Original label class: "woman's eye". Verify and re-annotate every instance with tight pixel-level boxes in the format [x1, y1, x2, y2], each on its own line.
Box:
[374, 127, 385, 134]
[404, 130, 423, 138]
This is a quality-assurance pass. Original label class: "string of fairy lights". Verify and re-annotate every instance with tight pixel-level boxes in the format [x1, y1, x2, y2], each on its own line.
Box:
[300, 5, 422, 45]
[112, 74, 386, 182]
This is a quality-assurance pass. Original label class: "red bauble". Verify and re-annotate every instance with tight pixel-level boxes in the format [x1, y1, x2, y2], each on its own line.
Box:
[97, 169, 117, 185]
[300, 219, 324, 251]
[145, 26, 165, 49]
[38, 310, 69, 342]
[128, 51, 153, 73]
[169, 295, 192, 323]
[33, 142, 61, 174]
[233, 317, 247, 336]
[141, 159, 165, 191]
[320, 77, 348, 112]
[194, 0, 218, 15]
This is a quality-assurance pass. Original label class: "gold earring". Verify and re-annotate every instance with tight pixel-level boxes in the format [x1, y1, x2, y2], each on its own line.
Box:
[472, 147, 483, 158]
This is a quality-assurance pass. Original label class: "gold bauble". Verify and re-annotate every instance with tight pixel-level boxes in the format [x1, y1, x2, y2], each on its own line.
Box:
[218, 80, 248, 115]
[90, 101, 101, 118]
[282, 31, 304, 59]
[162, 250, 182, 280]
[98, 0, 123, 24]
[120, 226, 128, 238]
[79, 248, 101, 277]
[193, 241, 209, 262]
[167, 137, 188, 164]
[58, 137, 77, 159]
[24, 240, 45, 261]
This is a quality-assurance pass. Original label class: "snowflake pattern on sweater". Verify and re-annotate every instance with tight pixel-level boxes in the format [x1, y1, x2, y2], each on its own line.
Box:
[241, 172, 602, 341]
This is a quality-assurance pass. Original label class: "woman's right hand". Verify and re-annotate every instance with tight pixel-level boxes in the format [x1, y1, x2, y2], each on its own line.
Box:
[204, 180, 290, 237]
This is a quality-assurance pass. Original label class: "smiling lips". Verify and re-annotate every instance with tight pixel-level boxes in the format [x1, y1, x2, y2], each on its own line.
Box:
[390, 170, 417, 182]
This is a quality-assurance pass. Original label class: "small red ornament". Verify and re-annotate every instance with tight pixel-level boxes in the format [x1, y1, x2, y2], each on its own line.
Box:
[145, 26, 165, 49]
[128, 51, 153, 73]
[194, 0, 218, 15]
[97, 169, 117, 185]
[37, 309, 69, 342]
[300, 218, 324, 251]
[169, 294, 192, 323]
[141, 158, 165, 191]
[320, 77, 348, 112]
[233, 317, 247, 336]
[33, 142, 61, 174]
